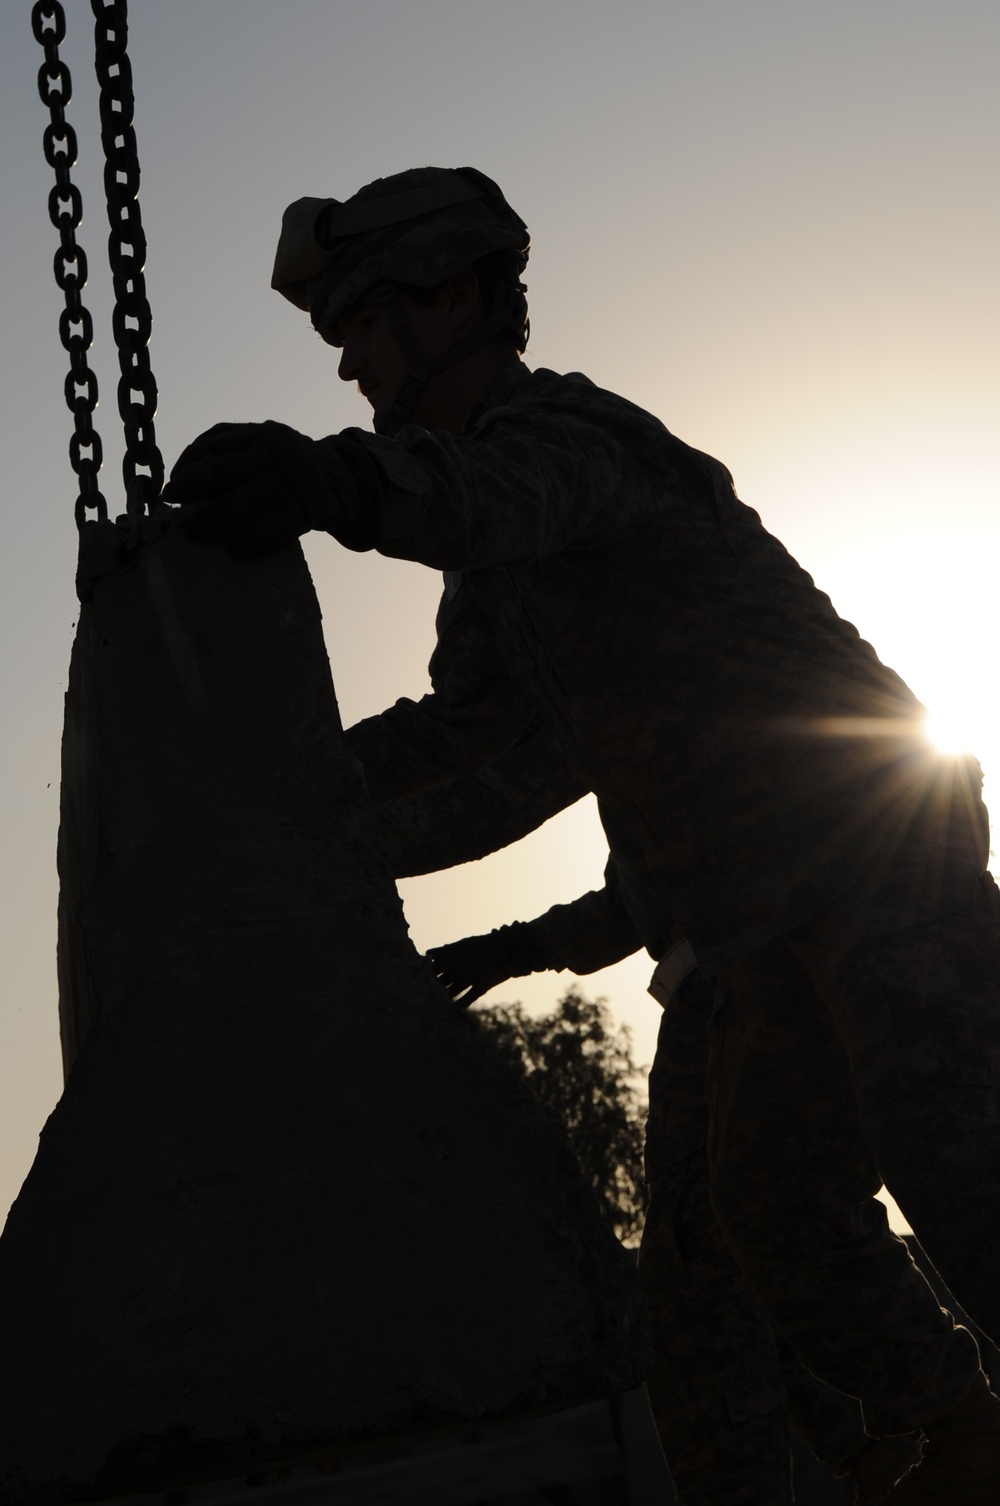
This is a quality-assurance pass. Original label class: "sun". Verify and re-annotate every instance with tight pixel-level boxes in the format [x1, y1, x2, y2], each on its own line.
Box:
[922, 704, 978, 758]
[919, 687, 1000, 764]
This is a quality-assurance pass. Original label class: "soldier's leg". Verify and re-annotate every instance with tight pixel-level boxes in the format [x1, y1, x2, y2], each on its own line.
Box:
[803, 871, 1000, 1349]
[706, 938, 982, 1440]
[777, 1335, 921, 1500]
[639, 977, 792, 1505]
[639, 976, 870, 1504]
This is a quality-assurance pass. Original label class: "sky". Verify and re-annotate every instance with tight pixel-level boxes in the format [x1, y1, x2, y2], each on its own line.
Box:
[1, 0, 998, 1233]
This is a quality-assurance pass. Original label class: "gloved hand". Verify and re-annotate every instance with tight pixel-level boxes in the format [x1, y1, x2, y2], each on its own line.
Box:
[163, 420, 364, 560]
[427, 922, 550, 1007]
[427, 934, 512, 1007]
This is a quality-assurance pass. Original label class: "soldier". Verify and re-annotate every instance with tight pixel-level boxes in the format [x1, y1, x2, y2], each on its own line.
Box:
[165, 166, 1000, 1504]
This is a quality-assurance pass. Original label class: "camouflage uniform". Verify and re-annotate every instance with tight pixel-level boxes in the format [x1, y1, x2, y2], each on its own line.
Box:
[344, 363, 984, 969]
[340, 361, 1000, 1447]
[641, 977, 875, 1504]
[708, 858, 1000, 1438]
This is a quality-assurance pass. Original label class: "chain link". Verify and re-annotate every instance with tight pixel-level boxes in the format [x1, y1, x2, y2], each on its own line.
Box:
[91, 0, 164, 517]
[31, 1, 108, 527]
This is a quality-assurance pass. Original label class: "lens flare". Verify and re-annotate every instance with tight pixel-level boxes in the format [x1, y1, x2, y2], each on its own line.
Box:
[922, 706, 976, 757]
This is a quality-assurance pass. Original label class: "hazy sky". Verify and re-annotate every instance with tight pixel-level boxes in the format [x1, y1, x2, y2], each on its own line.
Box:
[1, 1, 998, 1230]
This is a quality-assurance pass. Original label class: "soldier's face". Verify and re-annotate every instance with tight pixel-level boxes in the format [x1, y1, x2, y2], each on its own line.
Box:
[337, 301, 406, 427]
[337, 291, 455, 430]
[338, 273, 488, 432]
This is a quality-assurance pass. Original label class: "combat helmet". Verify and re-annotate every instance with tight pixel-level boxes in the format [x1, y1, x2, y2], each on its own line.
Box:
[271, 166, 529, 433]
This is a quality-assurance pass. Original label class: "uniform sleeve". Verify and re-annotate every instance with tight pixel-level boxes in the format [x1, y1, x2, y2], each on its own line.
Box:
[344, 582, 535, 806]
[518, 857, 642, 975]
[431, 858, 642, 990]
[346, 684, 532, 806]
[319, 403, 634, 571]
[375, 717, 589, 878]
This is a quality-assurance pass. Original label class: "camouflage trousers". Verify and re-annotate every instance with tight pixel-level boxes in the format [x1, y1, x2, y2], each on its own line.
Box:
[708, 864, 1000, 1437]
[638, 975, 868, 1506]
[639, 860, 1000, 1504]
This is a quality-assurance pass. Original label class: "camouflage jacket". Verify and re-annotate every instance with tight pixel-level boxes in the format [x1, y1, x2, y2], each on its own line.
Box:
[341, 364, 973, 969]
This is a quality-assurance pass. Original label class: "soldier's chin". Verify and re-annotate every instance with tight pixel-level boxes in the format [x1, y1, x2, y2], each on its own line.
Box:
[363, 387, 382, 418]
[372, 395, 403, 436]
[372, 406, 391, 435]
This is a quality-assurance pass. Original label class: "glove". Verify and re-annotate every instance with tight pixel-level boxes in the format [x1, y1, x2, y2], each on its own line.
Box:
[427, 922, 551, 1007]
[163, 421, 368, 560]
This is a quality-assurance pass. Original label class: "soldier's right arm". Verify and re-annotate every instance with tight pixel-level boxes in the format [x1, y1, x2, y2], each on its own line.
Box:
[345, 583, 535, 805]
[375, 716, 589, 878]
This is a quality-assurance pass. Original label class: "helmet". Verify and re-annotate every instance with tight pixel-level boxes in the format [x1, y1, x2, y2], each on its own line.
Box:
[271, 166, 529, 347]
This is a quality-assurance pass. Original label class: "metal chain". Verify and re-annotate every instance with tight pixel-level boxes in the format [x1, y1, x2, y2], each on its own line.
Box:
[31, 1, 108, 527]
[90, 0, 164, 517]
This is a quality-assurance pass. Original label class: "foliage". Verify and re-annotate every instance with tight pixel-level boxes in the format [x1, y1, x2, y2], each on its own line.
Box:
[471, 986, 648, 1245]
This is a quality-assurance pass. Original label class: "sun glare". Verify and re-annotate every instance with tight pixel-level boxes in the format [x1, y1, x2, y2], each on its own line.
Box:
[922, 706, 977, 758]
[919, 686, 1000, 774]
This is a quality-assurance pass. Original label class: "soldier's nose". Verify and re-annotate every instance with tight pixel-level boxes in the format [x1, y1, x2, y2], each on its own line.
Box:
[337, 344, 357, 383]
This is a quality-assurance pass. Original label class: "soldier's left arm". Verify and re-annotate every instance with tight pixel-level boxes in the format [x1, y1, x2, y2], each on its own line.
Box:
[163, 405, 638, 572]
[325, 406, 634, 571]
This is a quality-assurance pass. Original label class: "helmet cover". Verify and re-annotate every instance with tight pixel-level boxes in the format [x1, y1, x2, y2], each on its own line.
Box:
[271, 166, 529, 344]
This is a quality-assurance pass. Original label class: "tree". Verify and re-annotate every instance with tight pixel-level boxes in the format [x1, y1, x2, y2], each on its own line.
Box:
[470, 987, 648, 1245]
